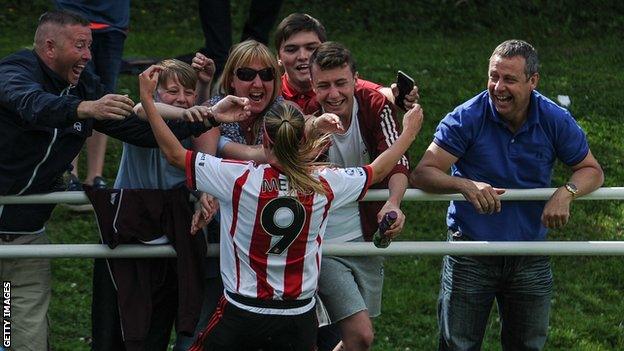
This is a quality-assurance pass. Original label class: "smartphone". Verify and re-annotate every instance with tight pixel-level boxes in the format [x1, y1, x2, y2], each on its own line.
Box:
[395, 70, 415, 110]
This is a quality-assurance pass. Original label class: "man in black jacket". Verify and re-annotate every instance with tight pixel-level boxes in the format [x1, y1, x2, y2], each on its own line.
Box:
[0, 10, 210, 350]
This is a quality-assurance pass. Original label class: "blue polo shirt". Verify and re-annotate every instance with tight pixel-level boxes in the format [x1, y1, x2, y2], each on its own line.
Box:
[433, 90, 589, 241]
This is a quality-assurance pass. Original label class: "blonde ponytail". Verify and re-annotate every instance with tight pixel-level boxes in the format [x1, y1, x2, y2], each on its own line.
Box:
[264, 101, 330, 195]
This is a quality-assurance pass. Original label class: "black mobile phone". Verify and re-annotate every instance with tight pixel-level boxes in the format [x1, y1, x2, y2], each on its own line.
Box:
[395, 70, 415, 110]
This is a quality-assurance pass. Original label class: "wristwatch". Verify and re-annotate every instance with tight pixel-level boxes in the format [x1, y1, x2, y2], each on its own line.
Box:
[564, 182, 578, 197]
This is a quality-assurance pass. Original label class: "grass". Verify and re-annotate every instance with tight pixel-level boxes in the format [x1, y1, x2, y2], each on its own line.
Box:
[1, 1, 623, 350]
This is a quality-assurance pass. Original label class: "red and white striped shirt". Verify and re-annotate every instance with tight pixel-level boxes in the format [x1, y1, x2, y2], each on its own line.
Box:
[186, 151, 372, 315]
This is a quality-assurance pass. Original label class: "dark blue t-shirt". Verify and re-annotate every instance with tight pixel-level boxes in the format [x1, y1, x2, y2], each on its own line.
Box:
[433, 90, 589, 241]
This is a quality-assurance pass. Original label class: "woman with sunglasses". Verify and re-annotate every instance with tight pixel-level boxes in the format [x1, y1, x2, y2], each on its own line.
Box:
[210, 40, 282, 161]
[138, 64, 424, 351]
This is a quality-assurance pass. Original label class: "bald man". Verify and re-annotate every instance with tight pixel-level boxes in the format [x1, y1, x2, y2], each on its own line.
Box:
[0, 10, 207, 349]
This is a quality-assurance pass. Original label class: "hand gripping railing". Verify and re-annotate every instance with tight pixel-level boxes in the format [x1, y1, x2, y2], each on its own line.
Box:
[1, 187, 623, 258]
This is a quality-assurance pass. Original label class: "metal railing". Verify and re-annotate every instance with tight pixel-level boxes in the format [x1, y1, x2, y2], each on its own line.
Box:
[2, 187, 624, 204]
[1, 187, 623, 258]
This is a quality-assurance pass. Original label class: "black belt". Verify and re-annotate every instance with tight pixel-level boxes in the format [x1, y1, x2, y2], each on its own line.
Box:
[226, 291, 313, 309]
[0, 234, 26, 242]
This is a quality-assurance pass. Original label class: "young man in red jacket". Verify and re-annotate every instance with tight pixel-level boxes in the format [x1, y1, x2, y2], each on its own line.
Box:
[308, 41, 412, 351]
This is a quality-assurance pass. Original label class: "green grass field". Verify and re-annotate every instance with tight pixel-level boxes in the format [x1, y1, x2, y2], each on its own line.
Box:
[1, 1, 623, 350]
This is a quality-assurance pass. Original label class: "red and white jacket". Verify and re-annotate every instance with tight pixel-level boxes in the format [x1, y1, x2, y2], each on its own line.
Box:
[314, 85, 410, 241]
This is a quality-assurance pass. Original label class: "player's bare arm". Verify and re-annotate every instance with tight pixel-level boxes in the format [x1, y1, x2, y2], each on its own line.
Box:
[369, 103, 423, 184]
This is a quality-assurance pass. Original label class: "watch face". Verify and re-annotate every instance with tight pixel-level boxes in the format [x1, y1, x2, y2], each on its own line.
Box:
[565, 182, 578, 194]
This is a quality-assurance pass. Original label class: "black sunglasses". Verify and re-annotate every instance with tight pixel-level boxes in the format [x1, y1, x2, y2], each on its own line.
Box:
[235, 67, 275, 82]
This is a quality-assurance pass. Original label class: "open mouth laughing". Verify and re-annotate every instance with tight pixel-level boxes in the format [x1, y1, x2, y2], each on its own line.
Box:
[249, 91, 265, 102]
[494, 94, 512, 103]
[295, 63, 309, 75]
[70, 63, 86, 83]
[325, 98, 346, 108]
[74, 63, 85, 74]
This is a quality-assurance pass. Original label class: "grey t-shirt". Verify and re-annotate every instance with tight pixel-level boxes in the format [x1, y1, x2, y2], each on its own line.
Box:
[114, 138, 192, 190]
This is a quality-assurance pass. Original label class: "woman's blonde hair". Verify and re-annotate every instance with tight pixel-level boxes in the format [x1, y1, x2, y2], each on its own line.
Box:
[218, 40, 281, 106]
[264, 101, 330, 195]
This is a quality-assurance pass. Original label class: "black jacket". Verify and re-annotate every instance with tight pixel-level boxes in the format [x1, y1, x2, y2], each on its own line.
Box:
[0, 49, 207, 232]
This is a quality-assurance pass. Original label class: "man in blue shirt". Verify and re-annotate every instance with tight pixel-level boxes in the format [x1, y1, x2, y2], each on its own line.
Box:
[410, 40, 603, 350]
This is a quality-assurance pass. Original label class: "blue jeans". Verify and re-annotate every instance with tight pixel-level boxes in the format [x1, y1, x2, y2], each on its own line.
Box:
[438, 232, 552, 351]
